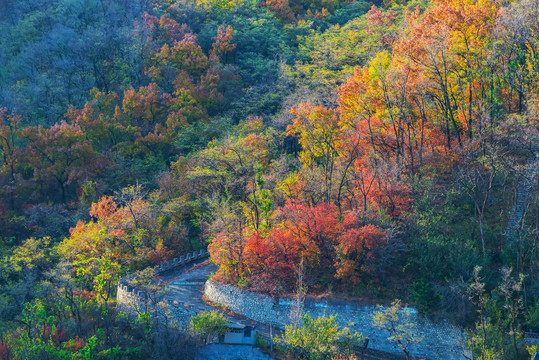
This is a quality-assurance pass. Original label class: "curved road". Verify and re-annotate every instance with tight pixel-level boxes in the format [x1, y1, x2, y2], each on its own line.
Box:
[158, 260, 406, 360]
[158, 260, 280, 338]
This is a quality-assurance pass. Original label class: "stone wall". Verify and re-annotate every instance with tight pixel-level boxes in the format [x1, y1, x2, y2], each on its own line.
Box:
[169, 302, 198, 326]
[117, 248, 210, 323]
[116, 283, 198, 326]
[205, 281, 469, 360]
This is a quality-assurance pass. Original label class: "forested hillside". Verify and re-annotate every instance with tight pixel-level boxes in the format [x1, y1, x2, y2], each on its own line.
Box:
[0, 0, 538, 359]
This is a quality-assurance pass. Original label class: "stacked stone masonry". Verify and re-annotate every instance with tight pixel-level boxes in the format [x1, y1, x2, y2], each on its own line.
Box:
[204, 281, 469, 360]
[505, 154, 538, 242]
[117, 249, 210, 325]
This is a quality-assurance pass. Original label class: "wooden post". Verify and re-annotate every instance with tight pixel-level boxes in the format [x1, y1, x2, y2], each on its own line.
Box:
[270, 320, 273, 352]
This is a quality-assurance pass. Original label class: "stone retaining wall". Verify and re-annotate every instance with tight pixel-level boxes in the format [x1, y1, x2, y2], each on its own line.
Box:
[117, 248, 210, 322]
[205, 281, 469, 360]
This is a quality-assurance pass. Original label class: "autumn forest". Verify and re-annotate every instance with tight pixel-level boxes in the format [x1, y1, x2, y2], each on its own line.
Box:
[0, 0, 538, 358]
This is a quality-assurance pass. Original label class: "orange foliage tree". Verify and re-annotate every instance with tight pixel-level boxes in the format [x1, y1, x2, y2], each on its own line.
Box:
[239, 201, 389, 291]
[335, 222, 389, 285]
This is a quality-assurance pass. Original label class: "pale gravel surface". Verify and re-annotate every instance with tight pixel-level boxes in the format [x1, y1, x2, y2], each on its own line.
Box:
[158, 260, 407, 360]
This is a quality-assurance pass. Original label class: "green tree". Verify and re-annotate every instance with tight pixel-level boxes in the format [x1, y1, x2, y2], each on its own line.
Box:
[279, 314, 364, 359]
[467, 266, 527, 360]
[190, 311, 229, 344]
[371, 299, 423, 360]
